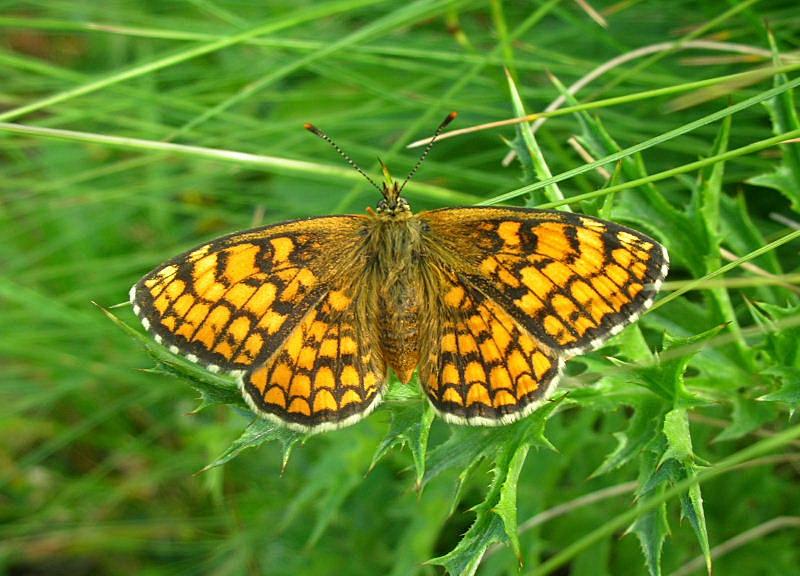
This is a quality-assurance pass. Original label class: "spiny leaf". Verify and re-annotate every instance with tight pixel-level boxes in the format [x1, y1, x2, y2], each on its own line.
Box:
[628, 433, 670, 576]
[426, 401, 559, 575]
[748, 30, 800, 212]
[492, 438, 530, 562]
[97, 303, 244, 409]
[506, 68, 566, 208]
[629, 410, 712, 576]
[750, 302, 800, 410]
[370, 398, 434, 488]
[592, 396, 664, 477]
[423, 399, 559, 488]
[661, 408, 694, 464]
[748, 167, 800, 211]
[662, 409, 711, 575]
[621, 326, 723, 576]
[202, 417, 306, 472]
[634, 326, 725, 406]
[713, 394, 777, 442]
[692, 114, 749, 361]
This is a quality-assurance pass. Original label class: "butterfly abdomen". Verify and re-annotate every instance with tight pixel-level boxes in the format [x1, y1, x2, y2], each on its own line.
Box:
[379, 287, 419, 384]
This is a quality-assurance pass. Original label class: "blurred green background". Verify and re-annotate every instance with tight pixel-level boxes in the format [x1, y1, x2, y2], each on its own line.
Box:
[2, 1, 800, 575]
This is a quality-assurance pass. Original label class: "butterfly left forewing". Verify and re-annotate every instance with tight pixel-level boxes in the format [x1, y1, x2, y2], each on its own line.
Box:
[131, 216, 367, 374]
[420, 207, 668, 356]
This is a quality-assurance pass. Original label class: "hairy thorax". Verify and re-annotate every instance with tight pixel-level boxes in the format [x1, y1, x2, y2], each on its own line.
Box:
[362, 213, 426, 383]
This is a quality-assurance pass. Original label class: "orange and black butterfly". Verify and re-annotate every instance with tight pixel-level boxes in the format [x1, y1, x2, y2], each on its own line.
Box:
[131, 113, 669, 433]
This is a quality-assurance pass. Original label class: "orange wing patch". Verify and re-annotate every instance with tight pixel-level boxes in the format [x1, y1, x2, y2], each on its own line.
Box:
[421, 207, 669, 356]
[418, 270, 561, 425]
[241, 289, 386, 431]
[131, 216, 367, 373]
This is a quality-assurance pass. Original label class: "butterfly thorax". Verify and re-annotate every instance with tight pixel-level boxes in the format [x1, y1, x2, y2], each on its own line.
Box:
[361, 204, 424, 384]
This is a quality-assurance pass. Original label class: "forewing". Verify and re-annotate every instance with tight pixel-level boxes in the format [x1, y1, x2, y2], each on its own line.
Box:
[241, 287, 386, 432]
[420, 207, 669, 355]
[130, 216, 367, 373]
[418, 267, 562, 425]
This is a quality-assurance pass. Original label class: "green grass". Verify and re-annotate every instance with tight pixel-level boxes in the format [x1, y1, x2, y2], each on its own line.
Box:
[2, 1, 800, 575]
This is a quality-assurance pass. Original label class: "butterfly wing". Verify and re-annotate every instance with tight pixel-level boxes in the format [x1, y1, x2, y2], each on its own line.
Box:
[241, 285, 386, 432]
[416, 206, 668, 425]
[130, 216, 369, 374]
[417, 266, 562, 424]
[420, 207, 669, 356]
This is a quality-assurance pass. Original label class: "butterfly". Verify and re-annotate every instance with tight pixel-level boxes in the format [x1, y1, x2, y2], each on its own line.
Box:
[130, 113, 669, 433]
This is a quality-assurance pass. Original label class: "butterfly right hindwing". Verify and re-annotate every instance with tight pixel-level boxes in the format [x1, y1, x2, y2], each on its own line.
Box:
[417, 265, 562, 425]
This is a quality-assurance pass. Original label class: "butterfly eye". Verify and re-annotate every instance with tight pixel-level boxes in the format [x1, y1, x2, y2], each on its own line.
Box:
[376, 199, 388, 213]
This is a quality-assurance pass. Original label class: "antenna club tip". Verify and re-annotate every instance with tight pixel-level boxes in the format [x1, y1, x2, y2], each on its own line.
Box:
[304, 122, 319, 133]
[443, 111, 458, 126]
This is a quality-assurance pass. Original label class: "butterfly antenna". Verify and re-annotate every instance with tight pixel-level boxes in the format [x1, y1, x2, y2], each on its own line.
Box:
[304, 123, 382, 194]
[399, 111, 458, 194]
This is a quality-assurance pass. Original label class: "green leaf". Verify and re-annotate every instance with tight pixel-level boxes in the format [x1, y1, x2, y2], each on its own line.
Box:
[750, 302, 800, 409]
[714, 394, 777, 442]
[370, 398, 434, 488]
[760, 366, 800, 406]
[493, 437, 530, 562]
[746, 29, 800, 210]
[629, 409, 712, 576]
[628, 433, 670, 576]
[662, 409, 711, 575]
[202, 417, 306, 472]
[661, 408, 694, 463]
[754, 30, 800, 212]
[426, 401, 559, 575]
[506, 68, 566, 208]
[428, 513, 506, 576]
[748, 167, 800, 209]
[692, 115, 749, 361]
[680, 479, 711, 576]
[98, 303, 245, 410]
[634, 326, 725, 406]
[593, 397, 664, 477]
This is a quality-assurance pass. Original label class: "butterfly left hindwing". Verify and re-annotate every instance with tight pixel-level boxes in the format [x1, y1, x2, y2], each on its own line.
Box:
[242, 286, 387, 431]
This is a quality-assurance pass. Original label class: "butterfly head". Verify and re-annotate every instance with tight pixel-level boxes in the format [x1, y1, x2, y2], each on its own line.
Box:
[304, 112, 457, 220]
[375, 159, 411, 217]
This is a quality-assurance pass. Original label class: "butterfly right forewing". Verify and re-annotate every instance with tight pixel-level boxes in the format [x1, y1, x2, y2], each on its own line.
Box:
[420, 207, 668, 356]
